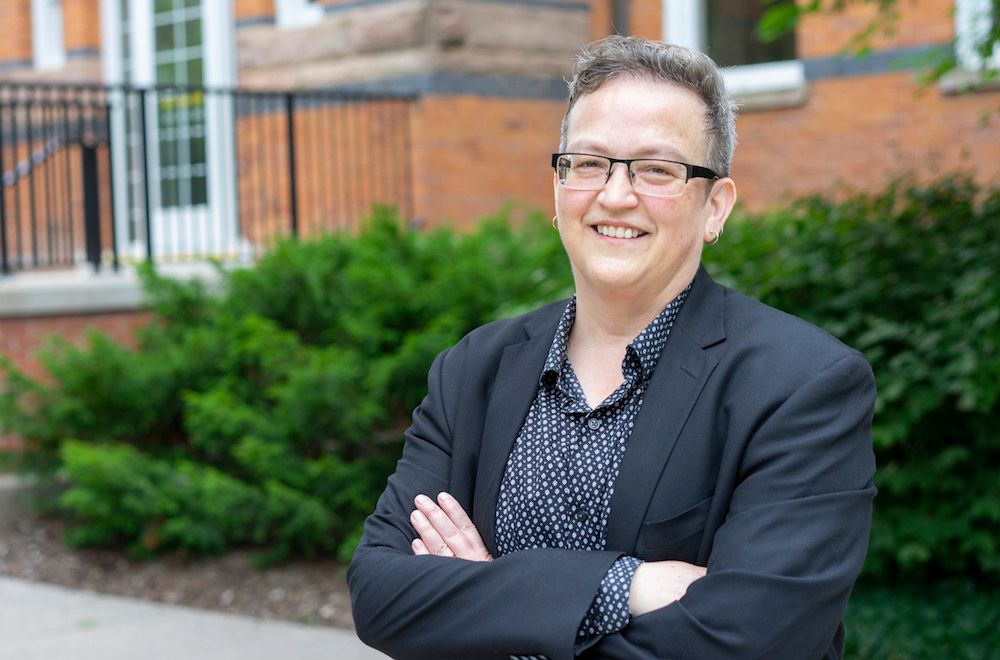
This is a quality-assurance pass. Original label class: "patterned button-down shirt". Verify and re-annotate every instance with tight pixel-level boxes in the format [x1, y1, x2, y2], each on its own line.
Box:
[494, 285, 690, 643]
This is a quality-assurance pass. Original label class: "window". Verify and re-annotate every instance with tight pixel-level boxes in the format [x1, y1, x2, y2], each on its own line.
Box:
[955, 0, 1000, 70]
[153, 0, 208, 207]
[662, 0, 805, 102]
[32, 0, 66, 70]
[705, 0, 795, 68]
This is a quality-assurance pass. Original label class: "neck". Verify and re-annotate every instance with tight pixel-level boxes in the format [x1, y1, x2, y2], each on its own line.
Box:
[571, 270, 695, 347]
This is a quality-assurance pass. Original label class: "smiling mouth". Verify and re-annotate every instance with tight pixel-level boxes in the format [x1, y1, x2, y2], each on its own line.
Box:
[594, 224, 647, 239]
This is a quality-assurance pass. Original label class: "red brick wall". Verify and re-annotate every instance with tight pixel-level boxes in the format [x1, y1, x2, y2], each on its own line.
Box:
[799, 0, 954, 58]
[0, 0, 32, 63]
[0, 310, 152, 382]
[236, 0, 274, 21]
[410, 95, 563, 226]
[630, 0, 662, 41]
[64, 0, 101, 53]
[0, 310, 152, 449]
[734, 72, 1000, 209]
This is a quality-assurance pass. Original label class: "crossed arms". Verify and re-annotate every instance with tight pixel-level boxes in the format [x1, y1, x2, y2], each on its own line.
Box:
[348, 334, 877, 659]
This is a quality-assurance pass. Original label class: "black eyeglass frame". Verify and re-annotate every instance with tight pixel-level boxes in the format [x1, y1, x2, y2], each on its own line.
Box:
[551, 152, 720, 188]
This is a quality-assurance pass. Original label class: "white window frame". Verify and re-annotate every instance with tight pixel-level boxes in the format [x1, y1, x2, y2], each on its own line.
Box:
[662, 0, 806, 100]
[955, 0, 1000, 70]
[275, 0, 324, 30]
[100, 0, 240, 260]
[32, 0, 66, 70]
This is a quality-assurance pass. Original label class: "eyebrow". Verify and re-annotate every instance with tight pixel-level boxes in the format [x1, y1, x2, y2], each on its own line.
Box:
[566, 141, 690, 161]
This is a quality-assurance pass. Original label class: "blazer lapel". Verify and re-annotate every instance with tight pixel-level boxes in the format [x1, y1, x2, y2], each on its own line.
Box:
[473, 307, 562, 554]
[605, 267, 726, 552]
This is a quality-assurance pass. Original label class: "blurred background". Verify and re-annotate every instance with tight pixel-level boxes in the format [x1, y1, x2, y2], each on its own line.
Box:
[0, 1, 998, 658]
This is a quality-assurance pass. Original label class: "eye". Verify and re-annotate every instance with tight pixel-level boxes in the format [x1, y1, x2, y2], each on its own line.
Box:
[635, 161, 683, 181]
[574, 157, 606, 170]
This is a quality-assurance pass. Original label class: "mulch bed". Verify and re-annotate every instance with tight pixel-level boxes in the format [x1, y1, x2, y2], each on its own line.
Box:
[0, 510, 356, 629]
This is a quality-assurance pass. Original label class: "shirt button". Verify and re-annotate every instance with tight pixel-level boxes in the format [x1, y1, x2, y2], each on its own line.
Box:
[587, 417, 601, 430]
[575, 508, 589, 523]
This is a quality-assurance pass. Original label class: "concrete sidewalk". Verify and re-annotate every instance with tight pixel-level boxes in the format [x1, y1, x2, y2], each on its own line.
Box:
[0, 575, 388, 659]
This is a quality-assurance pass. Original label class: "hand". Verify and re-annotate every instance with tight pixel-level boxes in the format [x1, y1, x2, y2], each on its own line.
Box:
[409, 492, 493, 562]
[628, 560, 707, 617]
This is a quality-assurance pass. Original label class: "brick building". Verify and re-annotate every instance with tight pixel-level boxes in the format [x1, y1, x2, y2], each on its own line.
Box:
[1, 0, 999, 381]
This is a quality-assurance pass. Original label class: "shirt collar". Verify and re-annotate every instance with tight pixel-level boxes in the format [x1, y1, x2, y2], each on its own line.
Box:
[539, 283, 692, 385]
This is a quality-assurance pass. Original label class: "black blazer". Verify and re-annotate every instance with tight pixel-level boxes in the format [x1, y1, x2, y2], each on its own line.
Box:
[348, 266, 876, 660]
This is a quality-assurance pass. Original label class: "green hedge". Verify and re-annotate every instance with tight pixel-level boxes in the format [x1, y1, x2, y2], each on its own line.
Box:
[845, 578, 1000, 659]
[702, 175, 1000, 582]
[0, 206, 570, 563]
[1, 178, 998, 580]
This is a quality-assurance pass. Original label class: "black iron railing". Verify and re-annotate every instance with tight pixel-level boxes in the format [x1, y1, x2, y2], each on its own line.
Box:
[0, 82, 415, 276]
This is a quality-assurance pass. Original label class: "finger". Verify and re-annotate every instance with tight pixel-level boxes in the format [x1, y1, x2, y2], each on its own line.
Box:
[437, 492, 492, 561]
[411, 538, 429, 555]
[414, 494, 475, 558]
[409, 508, 454, 557]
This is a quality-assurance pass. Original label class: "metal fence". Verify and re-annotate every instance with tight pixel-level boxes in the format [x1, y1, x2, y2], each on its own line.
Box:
[0, 82, 415, 276]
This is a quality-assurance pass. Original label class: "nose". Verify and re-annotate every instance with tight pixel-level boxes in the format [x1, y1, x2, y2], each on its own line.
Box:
[599, 161, 638, 206]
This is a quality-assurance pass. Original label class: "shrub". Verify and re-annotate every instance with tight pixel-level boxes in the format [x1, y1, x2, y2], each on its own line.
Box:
[1, 180, 997, 580]
[845, 578, 1000, 659]
[703, 175, 1000, 581]
[0, 205, 571, 564]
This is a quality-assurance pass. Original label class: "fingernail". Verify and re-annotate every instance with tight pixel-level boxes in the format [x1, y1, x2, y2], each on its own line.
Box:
[415, 494, 432, 506]
[437, 492, 453, 503]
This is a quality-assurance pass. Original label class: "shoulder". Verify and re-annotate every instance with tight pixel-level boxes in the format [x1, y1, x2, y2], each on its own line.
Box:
[708, 280, 873, 390]
[437, 299, 566, 371]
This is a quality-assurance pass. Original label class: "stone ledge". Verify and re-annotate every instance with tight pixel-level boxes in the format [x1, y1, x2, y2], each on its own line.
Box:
[0, 263, 225, 319]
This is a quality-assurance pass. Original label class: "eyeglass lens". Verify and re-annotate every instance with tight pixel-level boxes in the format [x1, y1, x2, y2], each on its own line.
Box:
[555, 154, 689, 197]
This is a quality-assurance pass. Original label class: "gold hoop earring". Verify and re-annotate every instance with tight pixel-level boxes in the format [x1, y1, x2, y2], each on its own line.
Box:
[551, 216, 558, 229]
[707, 229, 720, 245]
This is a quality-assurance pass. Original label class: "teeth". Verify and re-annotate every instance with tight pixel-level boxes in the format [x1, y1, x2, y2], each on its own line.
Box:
[596, 225, 643, 239]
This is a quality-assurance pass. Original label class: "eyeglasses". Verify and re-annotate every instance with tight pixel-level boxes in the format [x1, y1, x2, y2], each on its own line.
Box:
[551, 152, 719, 197]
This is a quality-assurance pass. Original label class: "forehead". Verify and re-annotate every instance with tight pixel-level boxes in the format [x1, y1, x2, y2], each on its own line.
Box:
[564, 75, 709, 160]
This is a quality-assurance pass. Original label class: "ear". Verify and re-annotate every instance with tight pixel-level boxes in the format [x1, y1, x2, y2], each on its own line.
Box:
[703, 177, 737, 241]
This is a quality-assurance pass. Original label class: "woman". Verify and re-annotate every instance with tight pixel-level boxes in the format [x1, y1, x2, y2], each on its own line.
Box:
[348, 36, 875, 660]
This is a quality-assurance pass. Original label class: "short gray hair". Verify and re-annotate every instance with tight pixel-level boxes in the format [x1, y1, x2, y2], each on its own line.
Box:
[560, 36, 738, 177]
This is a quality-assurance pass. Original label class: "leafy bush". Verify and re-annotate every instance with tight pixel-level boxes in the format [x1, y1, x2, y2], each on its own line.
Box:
[703, 175, 1000, 582]
[1, 179, 998, 581]
[845, 579, 1000, 659]
[0, 206, 571, 564]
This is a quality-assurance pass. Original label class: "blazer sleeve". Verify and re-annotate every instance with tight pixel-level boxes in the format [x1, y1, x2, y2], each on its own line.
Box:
[586, 352, 877, 660]
[347, 342, 622, 660]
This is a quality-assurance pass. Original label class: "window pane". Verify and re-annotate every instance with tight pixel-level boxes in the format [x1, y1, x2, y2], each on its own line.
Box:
[159, 138, 178, 168]
[190, 135, 206, 165]
[187, 58, 203, 85]
[155, 24, 173, 50]
[156, 62, 176, 84]
[185, 18, 202, 47]
[706, 0, 796, 67]
[160, 177, 178, 207]
[191, 174, 208, 205]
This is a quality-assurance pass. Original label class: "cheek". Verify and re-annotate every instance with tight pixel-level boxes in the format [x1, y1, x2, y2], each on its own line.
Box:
[648, 199, 702, 236]
[555, 188, 593, 220]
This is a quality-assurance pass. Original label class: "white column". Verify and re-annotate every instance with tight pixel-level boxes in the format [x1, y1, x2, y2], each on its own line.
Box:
[662, 0, 705, 49]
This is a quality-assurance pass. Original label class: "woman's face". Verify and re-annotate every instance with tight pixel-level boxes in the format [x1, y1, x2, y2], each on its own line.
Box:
[555, 75, 735, 305]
